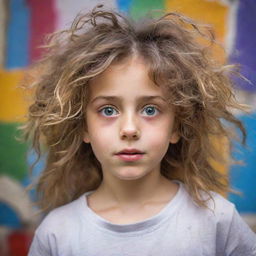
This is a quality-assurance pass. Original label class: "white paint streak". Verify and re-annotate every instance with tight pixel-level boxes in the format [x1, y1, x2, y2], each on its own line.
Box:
[0, 175, 39, 224]
[225, 0, 239, 55]
[55, 0, 117, 30]
[214, 0, 233, 6]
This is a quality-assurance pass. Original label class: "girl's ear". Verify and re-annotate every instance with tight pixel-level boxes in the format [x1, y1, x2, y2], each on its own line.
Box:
[170, 118, 180, 144]
[83, 120, 90, 143]
[170, 131, 180, 144]
[83, 131, 90, 143]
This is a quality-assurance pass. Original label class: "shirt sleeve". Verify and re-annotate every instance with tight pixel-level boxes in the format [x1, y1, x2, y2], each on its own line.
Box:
[224, 207, 256, 256]
[28, 229, 52, 256]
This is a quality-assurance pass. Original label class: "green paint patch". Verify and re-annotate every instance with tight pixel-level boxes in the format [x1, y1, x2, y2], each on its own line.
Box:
[130, 0, 165, 20]
[0, 122, 29, 181]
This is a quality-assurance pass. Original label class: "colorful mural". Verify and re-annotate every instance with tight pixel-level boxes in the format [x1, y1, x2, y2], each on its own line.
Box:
[0, 0, 255, 253]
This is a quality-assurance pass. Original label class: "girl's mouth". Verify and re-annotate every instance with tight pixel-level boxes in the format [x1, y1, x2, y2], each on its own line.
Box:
[116, 153, 144, 162]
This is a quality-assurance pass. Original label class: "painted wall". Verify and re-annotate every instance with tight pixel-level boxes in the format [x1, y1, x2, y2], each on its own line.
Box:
[0, 0, 255, 252]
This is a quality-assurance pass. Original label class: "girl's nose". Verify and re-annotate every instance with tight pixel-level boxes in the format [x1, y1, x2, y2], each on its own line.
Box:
[119, 114, 140, 140]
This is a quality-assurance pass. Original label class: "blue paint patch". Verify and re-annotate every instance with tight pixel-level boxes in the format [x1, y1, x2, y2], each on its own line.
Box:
[22, 149, 46, 202]
[0, 202, 21, 228]
[5, 0, 30, 69]
[228, 112, 256, 213]
[116, 0, 133, 13]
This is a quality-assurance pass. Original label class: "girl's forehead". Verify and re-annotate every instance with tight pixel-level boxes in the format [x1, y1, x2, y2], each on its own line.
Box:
[89, 72, 165, 100]
[92, 56, 148, 80]
[88, 56, 162, 94]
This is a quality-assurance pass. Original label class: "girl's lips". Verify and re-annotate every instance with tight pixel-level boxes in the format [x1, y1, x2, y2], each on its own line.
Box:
[116, 153, 144, 162]
[117, 148, 144, 154]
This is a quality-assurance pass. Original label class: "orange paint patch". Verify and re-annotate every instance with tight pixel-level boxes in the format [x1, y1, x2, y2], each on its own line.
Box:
[165, 0, 229, 63]
[165, 0, 230, 184]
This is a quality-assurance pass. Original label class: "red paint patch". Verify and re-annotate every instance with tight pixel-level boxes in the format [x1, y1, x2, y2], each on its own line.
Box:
[28, 0, 57, 62]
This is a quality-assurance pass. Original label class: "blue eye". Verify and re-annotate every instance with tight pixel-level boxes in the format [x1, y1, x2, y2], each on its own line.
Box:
[100, 106, 118, 116]
[142, 106, 159, 116]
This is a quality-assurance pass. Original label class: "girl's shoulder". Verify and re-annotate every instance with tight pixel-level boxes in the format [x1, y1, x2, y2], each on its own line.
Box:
[200, 190, 237, 226]
[182, 184, 256, 254]
[180, 182, 242, 229]
[29, 194, 87, 255]
[36, 193, 87, 234]
[201, 189, 236, 215]
[179, 181, 236, 217]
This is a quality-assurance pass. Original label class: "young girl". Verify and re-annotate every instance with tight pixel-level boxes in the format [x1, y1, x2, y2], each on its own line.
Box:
[26, 6, 256, 256]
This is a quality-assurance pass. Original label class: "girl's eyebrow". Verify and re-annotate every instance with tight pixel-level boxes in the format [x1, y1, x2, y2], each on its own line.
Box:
[90, 95, 167, 104]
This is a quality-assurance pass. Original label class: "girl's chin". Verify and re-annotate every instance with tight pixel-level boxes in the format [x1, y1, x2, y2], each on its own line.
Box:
[113, 169, 149, 181]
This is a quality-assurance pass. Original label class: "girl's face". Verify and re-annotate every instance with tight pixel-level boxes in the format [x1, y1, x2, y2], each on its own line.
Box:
[84, 57, 179, 181]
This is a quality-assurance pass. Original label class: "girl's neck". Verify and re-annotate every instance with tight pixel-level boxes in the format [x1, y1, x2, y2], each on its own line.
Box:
[89, 171, 178, 209]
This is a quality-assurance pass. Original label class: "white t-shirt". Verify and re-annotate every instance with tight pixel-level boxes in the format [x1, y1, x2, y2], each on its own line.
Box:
[28, 180, 256, 256]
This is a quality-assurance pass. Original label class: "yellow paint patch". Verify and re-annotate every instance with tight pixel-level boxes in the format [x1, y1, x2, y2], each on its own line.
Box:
[0, 69, 29, 122]
[209, 135, 229, 172]
[165, 0, 229, 63]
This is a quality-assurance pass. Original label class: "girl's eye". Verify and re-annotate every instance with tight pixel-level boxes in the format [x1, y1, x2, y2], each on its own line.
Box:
[142, 106, 159, 116]
[99, 106, 118, 116]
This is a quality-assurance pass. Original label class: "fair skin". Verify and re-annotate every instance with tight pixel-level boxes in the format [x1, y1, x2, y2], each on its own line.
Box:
[84, 56, 180, 224]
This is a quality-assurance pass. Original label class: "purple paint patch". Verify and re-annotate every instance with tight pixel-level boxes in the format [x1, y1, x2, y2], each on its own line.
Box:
[229, 0, 256, 92]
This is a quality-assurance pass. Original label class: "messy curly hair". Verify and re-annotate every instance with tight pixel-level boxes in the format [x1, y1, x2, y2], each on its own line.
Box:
[23, 5, 247, 214]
